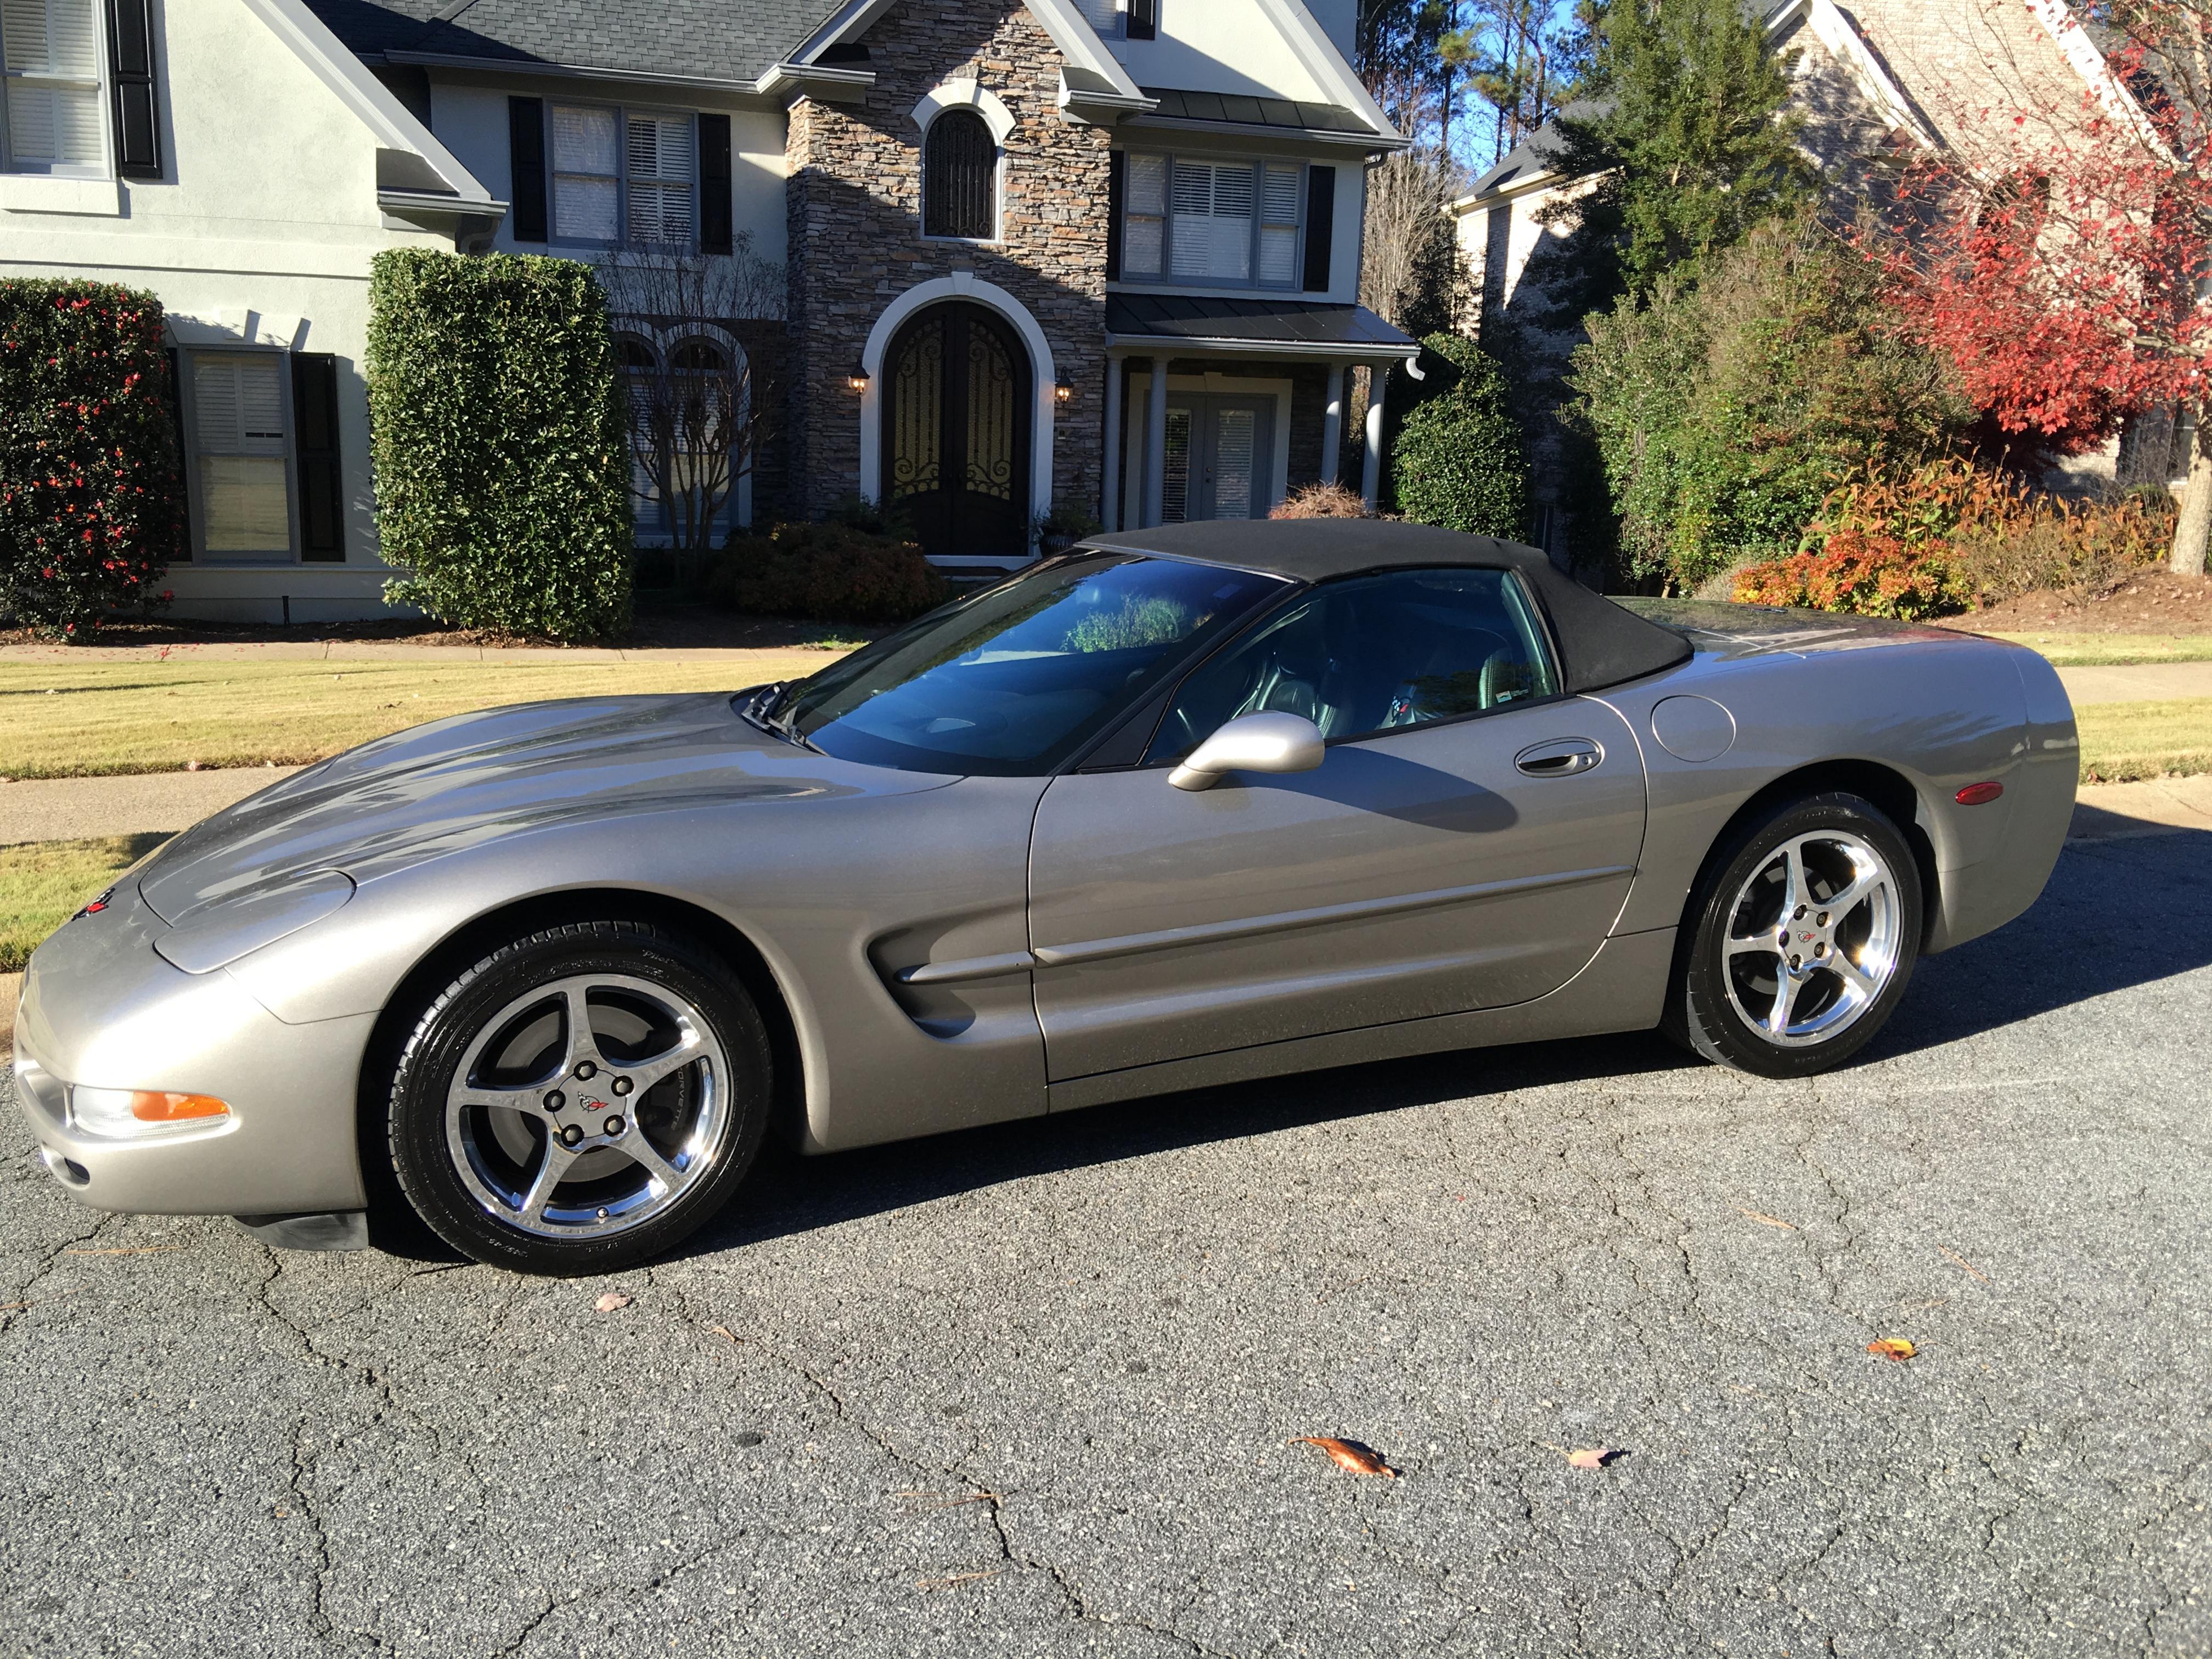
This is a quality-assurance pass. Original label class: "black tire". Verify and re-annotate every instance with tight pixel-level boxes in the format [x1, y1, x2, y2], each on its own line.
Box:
[384, 919, 770, 1275]
[1668, 791, 1924, 1078]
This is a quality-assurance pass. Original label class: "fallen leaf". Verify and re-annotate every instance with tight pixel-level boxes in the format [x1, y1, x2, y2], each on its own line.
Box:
[594, 1291, 633, 1312]
[1566, 1447, 1616, 1470]
[707, 1324, 738, 1343]
[1291, 1436, 1399, 1478]
[1939, 1245, 1990, 1282]
[1737, 1208, 1798, 1230]
[1866, 1337, 1917, 1362]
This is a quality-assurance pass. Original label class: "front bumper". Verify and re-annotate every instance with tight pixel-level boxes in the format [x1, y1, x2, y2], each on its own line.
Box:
[12, 882, 376, 1217]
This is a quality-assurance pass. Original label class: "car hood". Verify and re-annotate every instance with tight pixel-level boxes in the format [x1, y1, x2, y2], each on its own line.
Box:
[138, 691, 953, 923]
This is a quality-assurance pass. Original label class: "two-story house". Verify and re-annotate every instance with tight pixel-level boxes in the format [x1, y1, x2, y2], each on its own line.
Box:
[0, 0, 1415, 621]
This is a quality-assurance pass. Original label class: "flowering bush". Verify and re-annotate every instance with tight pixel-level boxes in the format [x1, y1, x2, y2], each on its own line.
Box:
[1732, 457, 2171, 618]
[0, 280, 183, 637]
[708, 520, 949, 622]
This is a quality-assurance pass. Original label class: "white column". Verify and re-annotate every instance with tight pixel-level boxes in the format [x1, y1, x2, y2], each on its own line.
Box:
[1360, 363, 1387, 511]
[1320, 362, 1346, 491]
[1100, 355, 1123, 532]
[1144, 358, 1169, 528]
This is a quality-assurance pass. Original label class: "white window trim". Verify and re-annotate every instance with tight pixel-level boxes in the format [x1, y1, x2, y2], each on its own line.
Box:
[1116, 149, 1307, 293]
[910, 81, 1010, 246]
[0, 0, 114, 181]
[178, 345, 302, 565]
[547, 98, 700, 252]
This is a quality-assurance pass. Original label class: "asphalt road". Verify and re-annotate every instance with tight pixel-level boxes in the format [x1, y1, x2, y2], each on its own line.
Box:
[4, 829, 2209, 1659]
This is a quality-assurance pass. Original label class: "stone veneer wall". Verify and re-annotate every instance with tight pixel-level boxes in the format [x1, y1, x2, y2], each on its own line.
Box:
[784, 0, 1112, 524]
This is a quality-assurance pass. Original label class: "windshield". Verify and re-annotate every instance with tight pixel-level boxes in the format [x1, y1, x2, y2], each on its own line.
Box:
[777, 554, 1284, 775]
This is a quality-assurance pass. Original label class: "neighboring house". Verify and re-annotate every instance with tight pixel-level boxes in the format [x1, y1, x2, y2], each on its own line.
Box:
[1447, 0, 2138, 562]
[0, 0, 1415, 622]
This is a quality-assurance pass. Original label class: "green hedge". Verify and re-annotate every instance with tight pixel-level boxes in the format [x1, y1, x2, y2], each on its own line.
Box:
[0, 280, 183, 637]
[367, 249, 631, 641]
[707, 520, 949, 623]
[1391, 334, 1530, 539]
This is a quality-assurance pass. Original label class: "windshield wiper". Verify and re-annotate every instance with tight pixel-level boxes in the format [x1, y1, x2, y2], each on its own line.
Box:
[742, 682, 824, 754]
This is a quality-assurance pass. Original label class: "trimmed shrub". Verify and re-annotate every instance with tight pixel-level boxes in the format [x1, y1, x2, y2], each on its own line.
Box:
[1269, 480, 1369, 519]
[367, 249, 631, 641]
[0, 280, 183, 637]
[1391, 334, 1529, 538]
[707, 520, 949, 623]
[1732, 458, 2171, 618]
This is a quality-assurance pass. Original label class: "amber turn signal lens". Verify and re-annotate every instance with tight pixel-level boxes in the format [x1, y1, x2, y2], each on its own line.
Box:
[129, 1092, 230, 1123]
[1954, 781, 2005, 806]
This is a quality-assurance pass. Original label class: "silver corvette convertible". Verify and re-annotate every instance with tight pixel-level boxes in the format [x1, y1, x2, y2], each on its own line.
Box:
[12, 522, 2076, 1274]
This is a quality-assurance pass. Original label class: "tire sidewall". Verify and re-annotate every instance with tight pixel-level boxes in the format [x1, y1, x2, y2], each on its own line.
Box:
[1680, 792, 1924, 1078]
[385, 921, 770, 1275]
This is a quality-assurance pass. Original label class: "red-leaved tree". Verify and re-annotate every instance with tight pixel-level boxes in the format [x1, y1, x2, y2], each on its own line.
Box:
[1867, 0, 2212, 575]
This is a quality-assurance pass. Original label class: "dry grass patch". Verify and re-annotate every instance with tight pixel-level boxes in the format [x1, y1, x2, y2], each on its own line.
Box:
[2077, 699, 2212, 783]
[0, 656, 835, 780]
[0, 834, 170, 972]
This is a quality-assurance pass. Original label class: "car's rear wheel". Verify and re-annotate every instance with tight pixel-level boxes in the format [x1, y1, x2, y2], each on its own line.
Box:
[385, 919, 769, 1275]
[1671, 792, 1923, 1077]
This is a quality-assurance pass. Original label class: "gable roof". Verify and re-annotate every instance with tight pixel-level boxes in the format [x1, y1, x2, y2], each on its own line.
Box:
[303, 0, 828, 87]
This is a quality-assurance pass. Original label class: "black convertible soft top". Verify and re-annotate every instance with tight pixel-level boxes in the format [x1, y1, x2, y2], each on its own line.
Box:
[1083, 521, 1692, 695]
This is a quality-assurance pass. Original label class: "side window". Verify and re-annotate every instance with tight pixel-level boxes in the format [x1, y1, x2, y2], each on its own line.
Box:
[1144, 567, 1560, 763]
[185, 352, 292, 556]
[922, 108, 997, 240]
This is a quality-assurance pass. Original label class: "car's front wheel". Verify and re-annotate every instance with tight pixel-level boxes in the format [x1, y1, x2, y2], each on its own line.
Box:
[385, 919, 770, 1275]
[1671, 792, 1923, 1077]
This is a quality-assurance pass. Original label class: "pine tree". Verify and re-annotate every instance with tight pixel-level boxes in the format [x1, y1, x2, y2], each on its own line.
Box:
[1547, 0, 1811, 300]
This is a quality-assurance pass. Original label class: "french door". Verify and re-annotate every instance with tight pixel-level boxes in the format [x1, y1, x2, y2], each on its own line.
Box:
[882, 302, 1032, 560]
[1162, 395, 1274, 522]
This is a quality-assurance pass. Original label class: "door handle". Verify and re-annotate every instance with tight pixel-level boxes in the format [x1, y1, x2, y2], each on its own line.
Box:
[1515, 738, 1603, 777]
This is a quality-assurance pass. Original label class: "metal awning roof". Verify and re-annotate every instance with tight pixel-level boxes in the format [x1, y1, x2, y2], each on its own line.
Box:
[1106, 295, 1417, 359]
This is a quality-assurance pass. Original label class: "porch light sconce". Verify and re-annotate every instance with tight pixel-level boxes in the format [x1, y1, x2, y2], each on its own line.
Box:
[847, 362, 869, 391]
[1054, 380, 1073, 404]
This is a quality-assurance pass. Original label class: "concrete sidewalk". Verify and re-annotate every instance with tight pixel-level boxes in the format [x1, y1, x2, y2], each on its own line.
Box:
[2055, 660, 2212, 706]
[0, 766, 300, 845]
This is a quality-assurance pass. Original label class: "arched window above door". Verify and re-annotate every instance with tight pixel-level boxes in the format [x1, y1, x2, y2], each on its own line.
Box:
[923, 109, 998, 240]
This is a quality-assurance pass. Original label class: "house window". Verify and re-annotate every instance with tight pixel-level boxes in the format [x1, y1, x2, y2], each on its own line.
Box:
[922, 109, 997, 240]
[1080, 0, 1157, 38]
[188, 353, 291, 555]
[0, 0, 103, 174]
[549, 102, 696, 248]
[1118, 153, 1303, 289]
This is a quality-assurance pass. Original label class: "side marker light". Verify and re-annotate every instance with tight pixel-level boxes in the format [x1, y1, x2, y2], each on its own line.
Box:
[1954, 781, 2005, 806]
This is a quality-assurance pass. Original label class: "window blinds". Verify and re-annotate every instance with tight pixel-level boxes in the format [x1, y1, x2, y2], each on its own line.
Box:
[1171, 160, 1253, 282]
[626, 113, 693, 246]
[2, 0, 102, 168]
[192, 356, 290, 554]
[1123, 152, 1166, 278]
[550, 104, 618, 241]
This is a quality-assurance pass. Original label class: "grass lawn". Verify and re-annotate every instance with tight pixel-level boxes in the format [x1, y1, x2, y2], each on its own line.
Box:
[1979, 632, 2212, 666]
[0, 656, 835, 780]
[1, 834, 171, 972]
[2075, 699, 2212, 783]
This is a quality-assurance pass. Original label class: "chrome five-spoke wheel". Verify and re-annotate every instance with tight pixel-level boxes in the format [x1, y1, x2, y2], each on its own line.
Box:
[1673, 792, 1924, 1077]
[447, 974, 732, 1239]
[1719, 831, 1901, 1048]
[387, 920, 770, 1273]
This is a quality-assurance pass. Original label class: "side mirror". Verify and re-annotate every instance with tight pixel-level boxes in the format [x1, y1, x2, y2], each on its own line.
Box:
[1168, 711, 1326, 791]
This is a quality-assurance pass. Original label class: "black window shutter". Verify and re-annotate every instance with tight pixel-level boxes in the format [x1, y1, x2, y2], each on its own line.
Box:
[292, 354, 346, 563]
[106, 0, 161, 178]
[1302, 164, 1335, 292]
[509, 97, 548, 242]
[699, 113, 733, 254]
[164, 346, 190, 563]
[1106, 150, 1125, 280]
[1127, 0, 1157, 40]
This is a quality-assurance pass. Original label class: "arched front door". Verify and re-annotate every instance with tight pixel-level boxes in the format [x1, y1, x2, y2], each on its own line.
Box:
[882, 301, 1031, 560]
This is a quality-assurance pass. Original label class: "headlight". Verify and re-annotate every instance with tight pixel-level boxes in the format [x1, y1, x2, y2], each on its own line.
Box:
[151, 869, 355, 975]
[70, 1088, 232, 1138]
